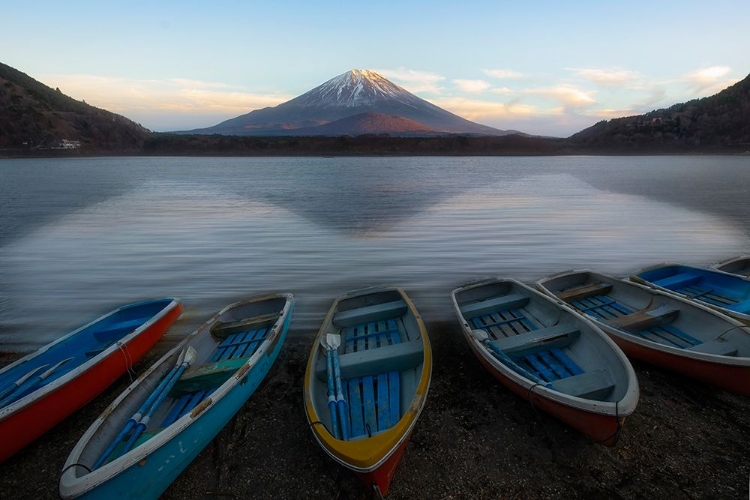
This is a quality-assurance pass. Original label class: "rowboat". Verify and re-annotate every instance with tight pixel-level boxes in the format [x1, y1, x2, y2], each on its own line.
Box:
[0, 299, 182, 463]
[59, 293, 294, 499]
[303, 286, 431, 497]
[712, 255, 750, 278]
[630, 263, 750, 325]
[536, 270, 750, 395]
[451, 278, 638, 446]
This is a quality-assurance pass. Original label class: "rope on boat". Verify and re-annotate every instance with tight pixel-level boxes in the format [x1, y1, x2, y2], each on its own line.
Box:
[58, 462, 92, 491]
[716, 324, 748, 340]
[595, 400, 622, 446]
[116, 341, 136, 381]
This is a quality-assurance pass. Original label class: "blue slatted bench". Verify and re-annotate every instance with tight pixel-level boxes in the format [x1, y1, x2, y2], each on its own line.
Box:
[342, 320, 407, 439]
[161, 388, 216, 427]
[460, 294, 530, 319]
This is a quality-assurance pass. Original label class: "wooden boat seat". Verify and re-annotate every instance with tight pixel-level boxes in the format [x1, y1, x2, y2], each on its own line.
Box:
[607, 304, 679, 331]
[316, 340, 423, 381]
[726, 298, 750, 314]
[211, 312, 279, 338]
[490, 325, 580, 357]
[332, 300, 408, 328]
[546, 369, 614, 399]
[459, 294, 530, 318]
[651, 272, 701, 290]
[170, 357, 248, 394]
[686, 340, 738, 356]
[555, 283, 613, 302]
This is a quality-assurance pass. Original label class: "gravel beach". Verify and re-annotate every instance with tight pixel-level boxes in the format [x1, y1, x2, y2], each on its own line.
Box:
[1, 322, 749, 499]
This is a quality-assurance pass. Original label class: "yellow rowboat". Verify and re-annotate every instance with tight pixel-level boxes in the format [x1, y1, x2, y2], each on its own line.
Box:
[303, 286, 431, 496]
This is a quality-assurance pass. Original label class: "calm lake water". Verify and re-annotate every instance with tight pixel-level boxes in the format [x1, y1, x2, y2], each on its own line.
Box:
[1, 155, 749, 351]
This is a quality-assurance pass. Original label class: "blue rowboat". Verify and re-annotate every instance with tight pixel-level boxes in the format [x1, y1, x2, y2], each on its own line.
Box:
[0, 299, 182, 462]
[59, 293, 294, 500]
[631, 263, 750, 325]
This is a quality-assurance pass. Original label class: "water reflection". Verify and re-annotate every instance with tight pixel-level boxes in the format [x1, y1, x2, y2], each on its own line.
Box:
[1, 161, 747, 351]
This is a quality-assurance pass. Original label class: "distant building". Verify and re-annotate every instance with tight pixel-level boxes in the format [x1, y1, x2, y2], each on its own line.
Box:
[60, 139, 81, 149]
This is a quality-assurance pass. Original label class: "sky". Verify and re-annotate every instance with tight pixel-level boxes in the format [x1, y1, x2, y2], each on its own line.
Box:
[3, 1, 749, 137]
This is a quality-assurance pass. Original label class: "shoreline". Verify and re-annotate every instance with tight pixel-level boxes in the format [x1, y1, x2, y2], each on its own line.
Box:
[1, 322, 749, 499]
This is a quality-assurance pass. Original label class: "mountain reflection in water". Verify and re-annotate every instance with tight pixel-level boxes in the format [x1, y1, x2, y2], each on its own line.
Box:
[0, 156, 748, 350]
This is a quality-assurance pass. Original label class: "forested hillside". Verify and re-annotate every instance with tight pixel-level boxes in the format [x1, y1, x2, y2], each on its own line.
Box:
[0, 63, 149, 152]
[571, 73, 750, 151]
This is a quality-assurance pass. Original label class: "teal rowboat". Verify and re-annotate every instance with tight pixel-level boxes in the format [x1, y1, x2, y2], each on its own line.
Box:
[59, 293, 294, 500]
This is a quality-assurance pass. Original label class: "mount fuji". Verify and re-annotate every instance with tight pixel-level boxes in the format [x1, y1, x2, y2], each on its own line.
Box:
[183, 69, 514, 136]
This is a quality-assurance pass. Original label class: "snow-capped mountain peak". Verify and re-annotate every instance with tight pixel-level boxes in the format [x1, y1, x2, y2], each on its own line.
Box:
[294, 69, 418, 108]
[187, 68, 511, 136]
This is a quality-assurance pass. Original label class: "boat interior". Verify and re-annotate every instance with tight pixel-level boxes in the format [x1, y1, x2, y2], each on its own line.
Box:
[95, 299, 286, 468]
[313, 290, 424, 440]
[456, 281, 623, 402]
[544, 272, 748, 357]
[636, 265, 750, 314]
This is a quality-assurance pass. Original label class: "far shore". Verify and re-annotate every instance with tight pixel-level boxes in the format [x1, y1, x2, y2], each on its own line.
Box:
[1, 322, 749, 499]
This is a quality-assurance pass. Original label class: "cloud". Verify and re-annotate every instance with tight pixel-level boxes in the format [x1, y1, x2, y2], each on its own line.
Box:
[375, 67, 445, 93]
[483, 69, 523, 79]
[453, 79, 491, 93]
[571, 68, 641, 88]
[685, 66, 731, 90]
[39, 74, 290, 115]
[430, 96, 537, 121]
[524, 85, 596, 108]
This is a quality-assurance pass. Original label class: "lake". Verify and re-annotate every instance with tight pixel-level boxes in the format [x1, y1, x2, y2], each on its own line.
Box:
[1, 155, 748, 351]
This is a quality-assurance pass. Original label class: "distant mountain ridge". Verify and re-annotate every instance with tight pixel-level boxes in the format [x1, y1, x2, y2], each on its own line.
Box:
[0, 62, 149, 151]
[571, 72, 750, 149]
[184, 69, 513, 137]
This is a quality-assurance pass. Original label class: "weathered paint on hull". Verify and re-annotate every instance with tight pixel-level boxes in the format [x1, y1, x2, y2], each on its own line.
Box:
[0, 303, 182, 463]
[609, 334, 750, 396]
[354, 438, 409, 496]
[76, 308, 291, 500]
[472, 342, 624, 447]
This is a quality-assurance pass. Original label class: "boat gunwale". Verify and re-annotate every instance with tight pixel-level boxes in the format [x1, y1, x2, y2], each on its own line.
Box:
[58, 293, 294, 498]
[451, 277, 639, 417]
[535, 270, 750, 368]
[0, 298, 182, 420]
[303, 285, 432, 474]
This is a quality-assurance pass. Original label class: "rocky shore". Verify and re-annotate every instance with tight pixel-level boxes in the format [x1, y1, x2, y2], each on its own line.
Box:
[1, 322, 749, 499]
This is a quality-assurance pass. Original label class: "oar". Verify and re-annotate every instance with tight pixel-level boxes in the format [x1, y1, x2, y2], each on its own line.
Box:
[93, 349, 188, 469]
[328, 334, 350, 440]
[472, 330, 546, 385]
[121, 346, 197, 454]
[321, 336, 339, 439]
[0, 357, 74, 408]
[0, 364, 49, 403]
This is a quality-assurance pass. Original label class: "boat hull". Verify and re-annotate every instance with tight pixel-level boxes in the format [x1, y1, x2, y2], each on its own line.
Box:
[354, 438, 409, 497]
[607, 333, 750, 396]
[0, 301, 182, 463]
[60, 295, 293, 500]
